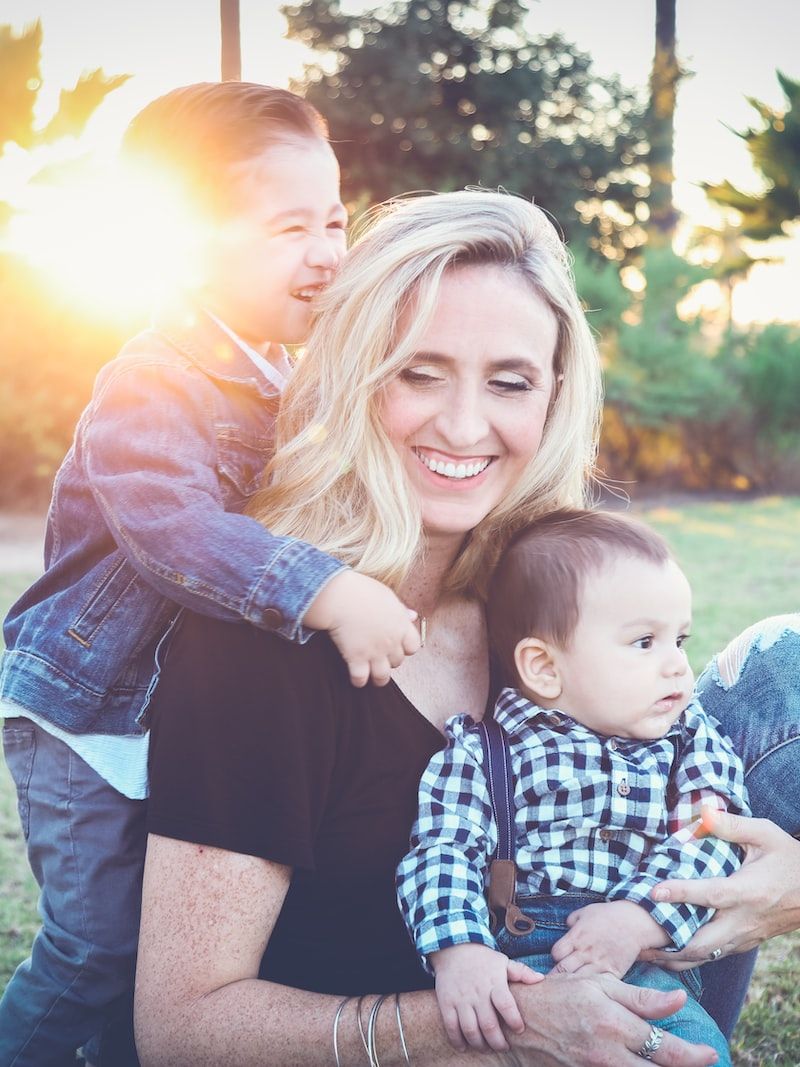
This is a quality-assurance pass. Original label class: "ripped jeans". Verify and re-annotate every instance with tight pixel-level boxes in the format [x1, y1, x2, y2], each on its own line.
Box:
[693, 614, 800, 1038]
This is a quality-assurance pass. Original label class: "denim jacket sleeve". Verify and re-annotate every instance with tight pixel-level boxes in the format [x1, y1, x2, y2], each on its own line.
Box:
[79, 357, 346, 641]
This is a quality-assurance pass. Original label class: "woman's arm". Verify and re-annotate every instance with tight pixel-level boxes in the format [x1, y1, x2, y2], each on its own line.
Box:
[135, 835, 719, 1067]
[642, 810, 800, 968]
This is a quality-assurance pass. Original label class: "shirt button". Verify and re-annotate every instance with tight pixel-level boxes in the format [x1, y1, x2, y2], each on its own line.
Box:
[263, 607, 284, 629]
[599, 828, 614, 842]
[617, 779, 631, 797]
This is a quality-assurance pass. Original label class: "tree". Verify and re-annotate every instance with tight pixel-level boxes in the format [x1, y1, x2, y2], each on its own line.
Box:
[704, 72, 800, 242]
[646, 0, 684, 244]
[0, 21, 129, 226]
[0, 22, 129, 157]
[599, 247, 738, 485]
[688, 219, 776, 330]
[0, 22, 130, 505]
[284, 0, 649, 257]
[220, 0, 241, 81]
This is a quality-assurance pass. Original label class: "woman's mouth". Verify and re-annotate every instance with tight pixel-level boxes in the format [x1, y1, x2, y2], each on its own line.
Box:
[413, 448, 492, 480]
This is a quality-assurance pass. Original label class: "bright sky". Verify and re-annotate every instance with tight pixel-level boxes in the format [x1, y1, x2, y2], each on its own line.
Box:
[4, 0, 799, 324]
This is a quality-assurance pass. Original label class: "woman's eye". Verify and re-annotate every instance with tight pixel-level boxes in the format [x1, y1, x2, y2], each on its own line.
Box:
[400, 367, 445, 385]
[633, 636, 653, 650]
[489, 374, 532, 393]
[327, 220, 347, 231]
[677, 634, 691, 649]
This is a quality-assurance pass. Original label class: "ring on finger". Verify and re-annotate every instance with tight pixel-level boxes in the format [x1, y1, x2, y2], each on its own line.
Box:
[638, 1025, 664, 1060]
[707, 947, 723, 961]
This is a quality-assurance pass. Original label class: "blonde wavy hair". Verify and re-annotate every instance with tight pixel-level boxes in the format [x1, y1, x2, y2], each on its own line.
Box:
[248, 189, 603, 597]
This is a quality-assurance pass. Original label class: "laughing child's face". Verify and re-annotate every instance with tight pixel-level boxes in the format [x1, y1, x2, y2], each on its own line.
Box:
[529, 555, 695, 740]
[202, 136, 347, 350]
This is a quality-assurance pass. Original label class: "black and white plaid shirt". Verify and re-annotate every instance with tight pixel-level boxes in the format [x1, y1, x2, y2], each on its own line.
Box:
[397, 688, 749, 966]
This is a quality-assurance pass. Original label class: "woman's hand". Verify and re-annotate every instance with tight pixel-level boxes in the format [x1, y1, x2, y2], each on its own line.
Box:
[641, 810, 800, 969]
[507, 973, 719, 1067]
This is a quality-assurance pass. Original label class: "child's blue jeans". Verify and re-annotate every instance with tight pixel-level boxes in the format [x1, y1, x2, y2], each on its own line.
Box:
[0, 718, 144, 1067]
[496, 893, 731, 1067]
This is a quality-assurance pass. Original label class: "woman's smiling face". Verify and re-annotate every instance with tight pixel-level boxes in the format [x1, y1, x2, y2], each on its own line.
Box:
[380, 263, 559, 544]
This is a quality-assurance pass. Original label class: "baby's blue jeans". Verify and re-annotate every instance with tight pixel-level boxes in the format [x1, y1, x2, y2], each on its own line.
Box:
[496, 893, 731, 1067]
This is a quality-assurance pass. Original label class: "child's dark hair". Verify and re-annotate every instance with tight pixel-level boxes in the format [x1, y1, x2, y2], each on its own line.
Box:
[122, 81, 329, 217]
[487, 509, 672, 684]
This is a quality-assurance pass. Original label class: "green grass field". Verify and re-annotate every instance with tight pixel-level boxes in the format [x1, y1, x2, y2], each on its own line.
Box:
[1, 497, 799, 1063]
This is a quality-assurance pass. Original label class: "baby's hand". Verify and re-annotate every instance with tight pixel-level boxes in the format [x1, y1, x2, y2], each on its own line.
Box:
[303, 570, 420, 687]
[430, 943, 543, 1052]
[550, 900, 669, 979]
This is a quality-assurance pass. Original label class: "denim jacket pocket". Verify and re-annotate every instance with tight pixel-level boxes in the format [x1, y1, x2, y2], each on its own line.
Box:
[67, 558, 139, 647]
[216, 427, 272, 506]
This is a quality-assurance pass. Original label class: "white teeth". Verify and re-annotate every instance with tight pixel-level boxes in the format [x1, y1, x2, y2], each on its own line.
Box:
[415, 450, 491, 479]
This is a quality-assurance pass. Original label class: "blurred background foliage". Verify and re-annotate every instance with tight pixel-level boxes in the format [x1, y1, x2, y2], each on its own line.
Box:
[0, 2, 799, 508]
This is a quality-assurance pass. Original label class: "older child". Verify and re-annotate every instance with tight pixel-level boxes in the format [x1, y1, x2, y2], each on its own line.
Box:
[397, 509, 749, 1067]
[0, 82, 418, 1066]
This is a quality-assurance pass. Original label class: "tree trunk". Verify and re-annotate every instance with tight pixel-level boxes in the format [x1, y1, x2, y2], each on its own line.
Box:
[647, 0, 680, 244]
[220, 0, 241, 81]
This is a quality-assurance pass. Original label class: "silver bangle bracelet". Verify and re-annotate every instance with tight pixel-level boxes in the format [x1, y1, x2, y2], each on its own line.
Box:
[395, 993, 411, 1065]
[332, 995, 351, 1067]
[366, 993, 388, 1067]
[356, 994, 369, 1057]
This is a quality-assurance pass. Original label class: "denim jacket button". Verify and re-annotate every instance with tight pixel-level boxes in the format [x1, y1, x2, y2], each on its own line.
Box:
[263, 607, 284, 629]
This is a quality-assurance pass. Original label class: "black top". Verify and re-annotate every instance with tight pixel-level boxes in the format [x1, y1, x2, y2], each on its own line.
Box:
[147, 611, 447, 995]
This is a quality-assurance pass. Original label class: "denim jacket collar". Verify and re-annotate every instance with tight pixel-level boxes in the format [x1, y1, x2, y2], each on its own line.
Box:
[152, 300, 286, 402]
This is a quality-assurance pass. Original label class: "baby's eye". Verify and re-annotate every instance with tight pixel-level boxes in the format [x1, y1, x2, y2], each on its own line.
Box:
[489, 372, 532, 393]
[399, 366, 445, 385]
[633, 635, 654, 650]
[280, 224, 306, 235]
[327, 220, 347, 231]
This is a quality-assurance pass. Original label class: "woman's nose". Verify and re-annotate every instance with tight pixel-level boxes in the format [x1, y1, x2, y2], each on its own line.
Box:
[435, 387, 491, 448]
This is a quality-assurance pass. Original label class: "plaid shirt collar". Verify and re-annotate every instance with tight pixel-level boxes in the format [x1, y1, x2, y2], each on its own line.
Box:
[492, 686, 692, 747]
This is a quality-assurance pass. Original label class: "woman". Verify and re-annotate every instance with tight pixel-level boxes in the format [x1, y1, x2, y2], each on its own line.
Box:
[135, 190, 735, 1066]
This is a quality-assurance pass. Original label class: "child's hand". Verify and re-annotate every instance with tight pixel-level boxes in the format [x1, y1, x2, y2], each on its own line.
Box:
[550, 900, 670, 979]
[303, 570, 420, 687]
[430, 943, 543, 1052]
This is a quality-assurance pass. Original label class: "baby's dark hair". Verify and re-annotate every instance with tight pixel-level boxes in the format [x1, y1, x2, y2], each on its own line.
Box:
[487, 509, 672, 684]
[122, 81, 329, 217]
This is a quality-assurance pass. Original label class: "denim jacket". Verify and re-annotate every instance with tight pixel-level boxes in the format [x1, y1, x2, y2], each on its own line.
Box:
[0, 304, 345, 735]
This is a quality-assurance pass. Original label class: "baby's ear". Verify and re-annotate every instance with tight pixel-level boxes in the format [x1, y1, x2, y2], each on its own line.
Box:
[514, 637, 562, 701]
